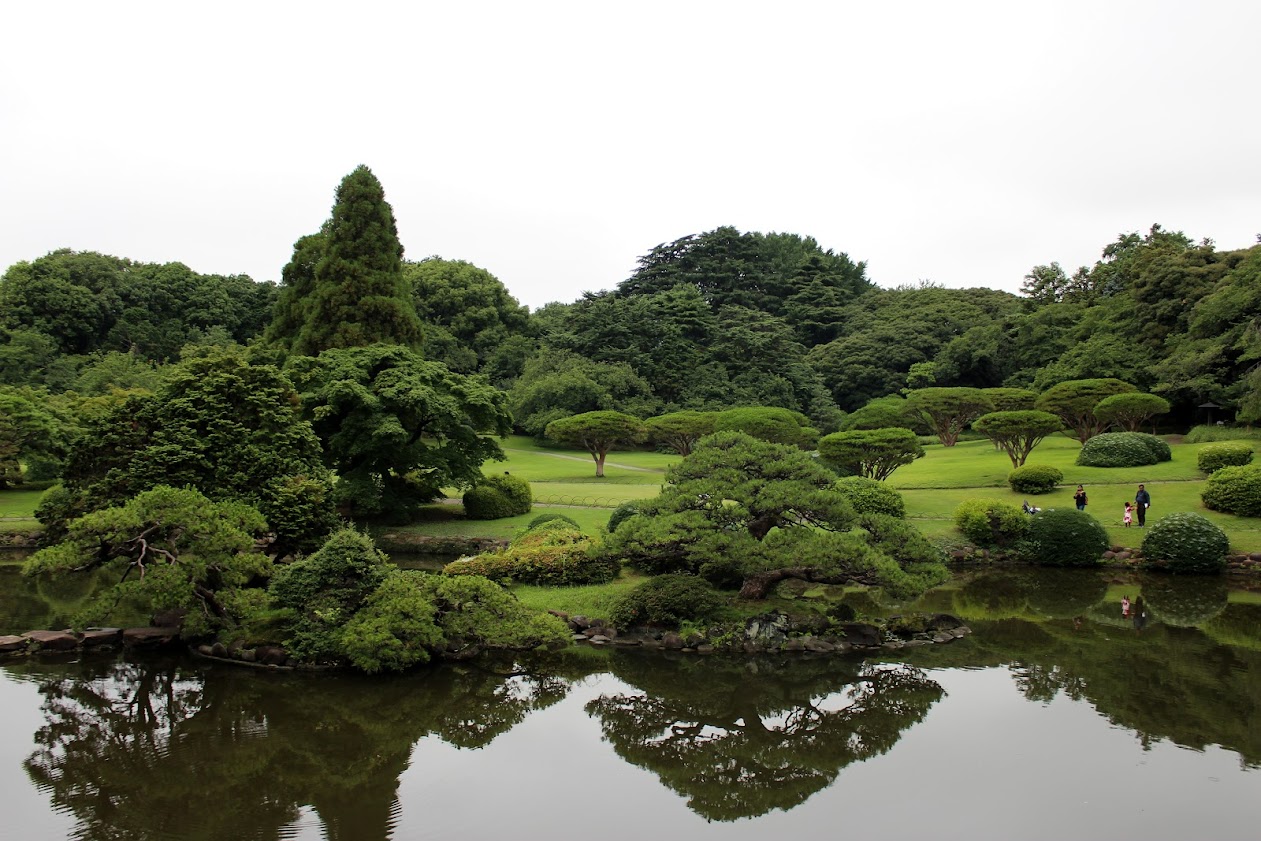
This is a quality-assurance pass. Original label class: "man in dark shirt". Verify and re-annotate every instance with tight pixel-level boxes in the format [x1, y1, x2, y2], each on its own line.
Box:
[1134, 484, 1151, 526]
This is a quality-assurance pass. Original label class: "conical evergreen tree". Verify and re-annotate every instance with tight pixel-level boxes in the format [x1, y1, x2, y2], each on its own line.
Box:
[279, 166, 423, 356]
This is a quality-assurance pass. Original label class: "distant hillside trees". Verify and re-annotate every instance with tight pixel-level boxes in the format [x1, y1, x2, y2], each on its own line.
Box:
[0, 249, 277, 388]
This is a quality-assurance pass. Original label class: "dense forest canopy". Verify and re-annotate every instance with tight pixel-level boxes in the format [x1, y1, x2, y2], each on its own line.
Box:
[3, 219, 1260, 432]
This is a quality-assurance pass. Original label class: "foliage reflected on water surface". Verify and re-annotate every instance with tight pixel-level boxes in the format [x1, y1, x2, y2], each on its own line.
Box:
[10, 654, 570, 840]
[586, 654, 944, 821]
[4, 567, 1261, 837]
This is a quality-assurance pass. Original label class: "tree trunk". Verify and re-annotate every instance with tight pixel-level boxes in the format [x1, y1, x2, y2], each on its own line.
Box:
[595, 450, 606, 478]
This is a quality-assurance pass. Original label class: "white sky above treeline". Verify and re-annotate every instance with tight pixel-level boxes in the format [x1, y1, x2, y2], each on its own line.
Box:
[2, 1, 1258, 311]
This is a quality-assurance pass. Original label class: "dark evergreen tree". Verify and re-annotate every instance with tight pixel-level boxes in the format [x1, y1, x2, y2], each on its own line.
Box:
[286, 166, 423, 356]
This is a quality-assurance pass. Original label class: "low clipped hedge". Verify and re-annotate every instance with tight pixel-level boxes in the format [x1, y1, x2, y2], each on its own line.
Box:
[608, 574, 725, 629]
[834, 476, 905, 518]
[953, 499, 1028, 548]
[1024, 508, 1109, 567]
[1197, 441, 1254, 474]
[1201, 464, 1261, 517]
[463, 473, 533, 520]
[1076, 432, 1171, 467]
[1140, 512, 1230, 574]
[1008, 464, 1063, 494]
[1184, 425, 1261, 444]
[443, 523, 618, 585]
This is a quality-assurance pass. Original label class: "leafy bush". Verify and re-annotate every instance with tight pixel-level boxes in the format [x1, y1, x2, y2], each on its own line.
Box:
[834, 476, 905, 517]
[1197, 442, 1254, 473]
[269, 529, 395, 664]
[1024, 508, 1109, 567]
[336, 569, 443, 673]
[1184, 425, 1261, 444]
[1202, 464, 1261, 517]
[1076, 432, 1169, 467]
[443, 523, 617, 586]
[1007, 464, 1063, 494]
[953, 499, 1028, 548]
[1140, 512, 1230, 574]
[608, 574, 725, 629]
[463, 473, 533, 520]
[525, 513, 580, 531]
[859, 513, 947, 579]
[607, 500, 643, 533]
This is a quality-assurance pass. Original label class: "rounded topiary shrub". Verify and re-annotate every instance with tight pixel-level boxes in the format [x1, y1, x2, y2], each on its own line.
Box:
[1024, 508, 1109, 567]
[525, 513, 580, 532]
[1076, 432, 1169, 467]
[1140, 512, 1230, 574]
[834, 476, 905, 517]
[609, 574, 725, 629]
[463, 473, 533, 520]
[607, 500, 643, 533]
[1197, 441, 1254, 474]
[953, 499, 1028, 548]
[1008, 464, 1063, 494]
[1140, 434, 1173, 463]
[1201, 464, 1261, 517]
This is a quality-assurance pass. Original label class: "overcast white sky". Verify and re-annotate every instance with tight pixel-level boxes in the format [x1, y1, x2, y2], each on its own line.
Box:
[2, 1, 1258, 311]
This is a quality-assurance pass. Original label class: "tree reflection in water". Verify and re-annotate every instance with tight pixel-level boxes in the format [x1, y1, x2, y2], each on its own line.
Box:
[585, 654, 944, 821]
[16, 654, 570, 841]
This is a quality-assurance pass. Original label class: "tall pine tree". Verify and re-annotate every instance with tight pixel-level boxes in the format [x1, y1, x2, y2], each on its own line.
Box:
[272, 166, 423, 355]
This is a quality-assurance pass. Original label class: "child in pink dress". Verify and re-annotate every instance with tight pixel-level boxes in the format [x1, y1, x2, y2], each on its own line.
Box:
[1123, 502, 1133, 527]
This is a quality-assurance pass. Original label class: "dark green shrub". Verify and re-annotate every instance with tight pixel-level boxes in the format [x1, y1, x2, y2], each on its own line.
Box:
[1076, 432, 1168, 467]
[1197, 442, 1254, 474]
[698, 556, 745, 590]
[1142, 434, 1173, 463]
[834, 476, 906, 517]
[860, 513, 947, 578]
[1024, 508, 1108, 567]
[607, 500, 643, 533]
[1007, 464, 1063, 494]
[462, 473, 533, 520]
[268, 529, 394, 664]
[1140, 513, 1229, 574]
[526, 513, 580, 531]
[953, 499, 1028, 548]
[1201, 464, 1261, 517]
[443, 524, 617, 585]
[608, 574, 725, 629]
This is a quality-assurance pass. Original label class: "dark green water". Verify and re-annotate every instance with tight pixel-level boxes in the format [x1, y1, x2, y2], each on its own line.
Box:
[2, 567, 1260, 840]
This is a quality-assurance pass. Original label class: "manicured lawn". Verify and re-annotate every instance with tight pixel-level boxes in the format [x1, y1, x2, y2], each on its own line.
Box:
[527, 482, 663, 507]
[372, 504, 615, 541]
[0, 489, 45, 519]
[890, 436, 1210, 489]
[493, 435, 676, 481]
[901, 469, 1261, 552]
[510, 571, 648, 617]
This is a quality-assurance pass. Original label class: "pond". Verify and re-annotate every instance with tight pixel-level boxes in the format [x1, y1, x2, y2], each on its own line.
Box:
[1, 567, 1260, 840]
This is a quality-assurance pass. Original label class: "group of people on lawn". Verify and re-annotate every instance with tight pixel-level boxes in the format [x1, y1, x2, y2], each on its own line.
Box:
[1074, 483, 1151, 527]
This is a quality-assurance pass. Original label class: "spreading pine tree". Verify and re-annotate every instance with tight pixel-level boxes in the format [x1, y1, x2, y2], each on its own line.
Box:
[273, 165, 423, 355]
